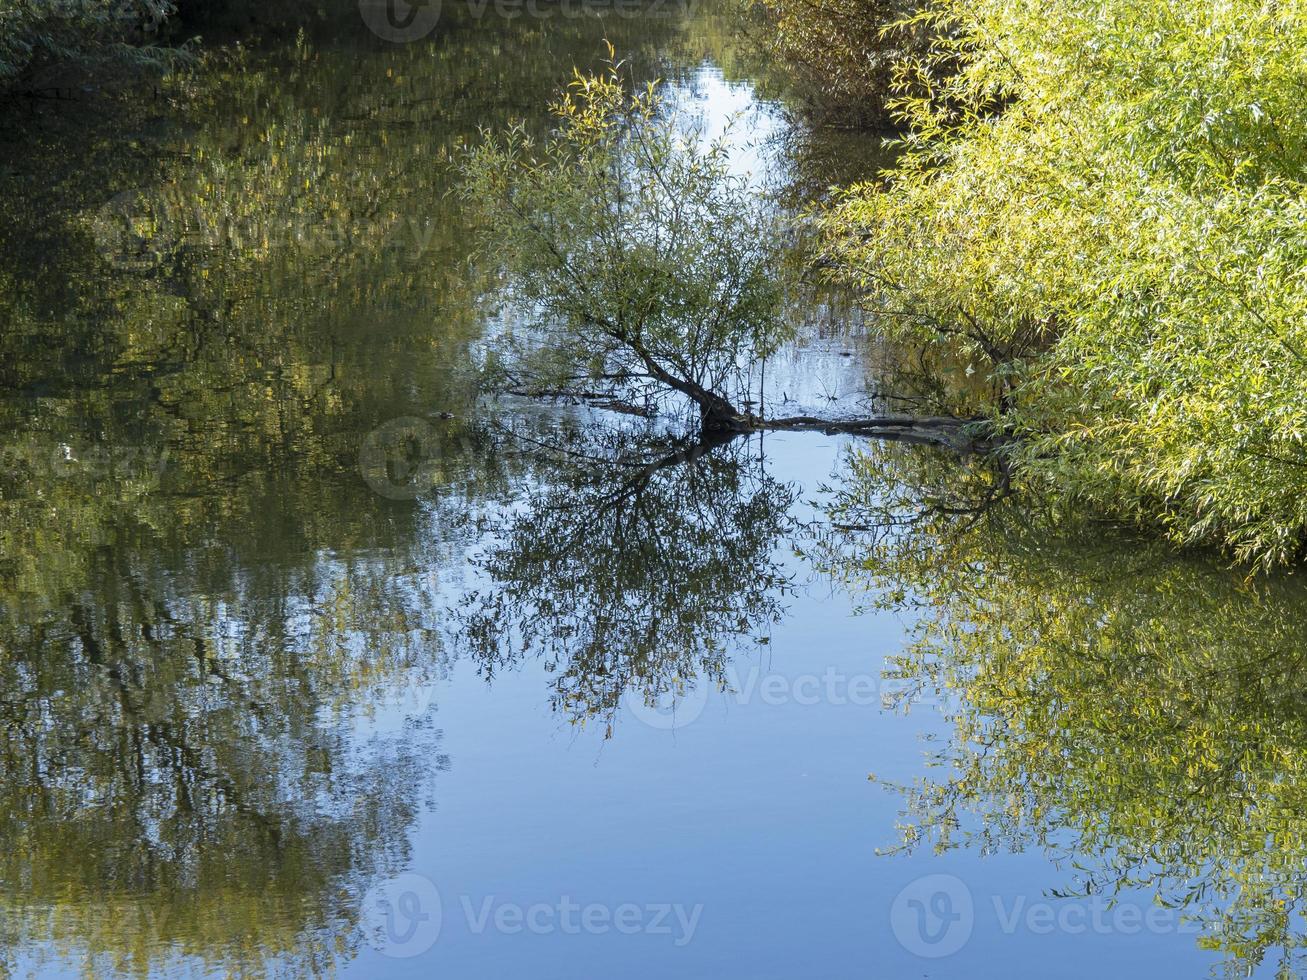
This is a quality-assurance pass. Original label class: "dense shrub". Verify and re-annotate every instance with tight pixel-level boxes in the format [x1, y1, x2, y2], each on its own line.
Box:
[823, 0, 1307, 569]
[0, 0, 176, 89]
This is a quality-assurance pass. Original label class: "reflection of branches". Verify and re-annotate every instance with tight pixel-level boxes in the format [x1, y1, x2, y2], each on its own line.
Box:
[817, 440, 1307, 974]
[812, 441, 1016, 577]
[0, 540, 445, 977]
[460, 425, 796, 732]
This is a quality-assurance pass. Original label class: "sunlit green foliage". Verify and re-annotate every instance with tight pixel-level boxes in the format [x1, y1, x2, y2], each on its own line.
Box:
[823, 0, 1307, 569]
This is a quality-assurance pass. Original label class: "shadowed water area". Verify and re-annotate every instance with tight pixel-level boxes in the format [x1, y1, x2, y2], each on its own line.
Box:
[4, 4, 1307, 978]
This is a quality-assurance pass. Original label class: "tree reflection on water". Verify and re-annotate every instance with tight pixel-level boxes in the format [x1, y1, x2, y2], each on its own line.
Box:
[462, 424, 797, 734]
[818, 441, 1307, 977]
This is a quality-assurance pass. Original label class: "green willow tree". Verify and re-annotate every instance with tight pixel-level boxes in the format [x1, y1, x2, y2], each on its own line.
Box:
[822, 0, 1307, 570]
[460, 56, 982, 447]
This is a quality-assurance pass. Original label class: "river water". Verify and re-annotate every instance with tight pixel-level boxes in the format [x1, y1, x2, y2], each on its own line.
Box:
[2, 4, 1306, 978]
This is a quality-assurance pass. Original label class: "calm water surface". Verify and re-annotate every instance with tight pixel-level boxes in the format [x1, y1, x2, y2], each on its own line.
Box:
[2, 6, 1307, 978]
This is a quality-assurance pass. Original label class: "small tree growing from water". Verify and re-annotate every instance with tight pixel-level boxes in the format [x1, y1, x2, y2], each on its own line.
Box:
[459, 50, 980, 451]
[458, 50, 793, 432]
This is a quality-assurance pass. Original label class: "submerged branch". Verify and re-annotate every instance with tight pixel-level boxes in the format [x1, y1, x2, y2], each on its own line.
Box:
[750, 413, 989, 451]
[501, 380, 995, 452]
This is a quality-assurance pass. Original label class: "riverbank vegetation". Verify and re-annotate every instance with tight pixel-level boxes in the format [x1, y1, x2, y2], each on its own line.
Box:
[8, 0, 1305, 572]
[461, 0, 1307, 571]
[3, 6, 1307, 974]
[818, 0, 1307, 569]
[0, 0, 179, 91]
